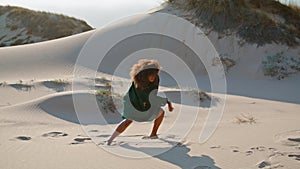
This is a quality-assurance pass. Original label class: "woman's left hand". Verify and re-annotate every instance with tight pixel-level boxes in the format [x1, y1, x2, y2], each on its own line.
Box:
[167, 101, 174, 112]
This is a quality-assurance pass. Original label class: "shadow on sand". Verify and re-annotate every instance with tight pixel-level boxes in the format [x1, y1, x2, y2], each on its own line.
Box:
[121, 139, 220, 169]
[10, 83, 34, 91]
[163, 90, 212, 108]
[39, 89, 213, 125]
[42, 81, 69, 92]
[39, 93, 122, 125]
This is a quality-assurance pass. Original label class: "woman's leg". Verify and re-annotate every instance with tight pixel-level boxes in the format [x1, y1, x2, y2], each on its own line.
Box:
[149, 109, 165, 138]
[107, 119, 132, 145]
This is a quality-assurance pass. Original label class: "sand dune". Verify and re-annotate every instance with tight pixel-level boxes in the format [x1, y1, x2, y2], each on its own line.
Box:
[0, 9, 300, 169]
[0, 30, 93, 81]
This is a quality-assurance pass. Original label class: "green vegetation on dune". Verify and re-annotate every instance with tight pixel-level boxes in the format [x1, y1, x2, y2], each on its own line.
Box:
[0, 5, 93, 46]
[171, 0, 300, 46]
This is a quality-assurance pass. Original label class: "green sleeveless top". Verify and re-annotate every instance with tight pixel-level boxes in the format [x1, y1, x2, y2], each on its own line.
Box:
[128, 77, 167, 112]
[122, 76, 168, 121]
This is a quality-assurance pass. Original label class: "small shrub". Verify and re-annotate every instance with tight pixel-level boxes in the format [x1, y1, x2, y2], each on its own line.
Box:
[95, 89, 121, 113]
[0, 81, 8, 87]
[262, 52, 300, 79]
[105, 82, 112, 89]
[192, 89, 212, 102]
[212, 56, 236, 72]
[43, 79, 69, 92]
[17, 80, 34, 87]
[221, 57, 236, 71]
[51, 79, 69, 86]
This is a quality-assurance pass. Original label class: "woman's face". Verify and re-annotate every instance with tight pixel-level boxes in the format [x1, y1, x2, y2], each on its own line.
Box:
[148, 73, 156, 83]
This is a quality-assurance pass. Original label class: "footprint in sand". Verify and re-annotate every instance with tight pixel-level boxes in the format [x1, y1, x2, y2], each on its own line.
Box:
[243, 146, 266, 156]
[165, 134, 177, 139]
[193, 166, 212, 169]
[98, 141, 125, 146]
[288, 138, 300, 143]
[256, 160, 284, 169]
[257, 161, 271, 168]
[209, 145, 242, 154]
[70, 137, 92, 145]
[250, 146, 267, 152]
[245, 146, 278, 156]
[229, 146, 239, 153]
[275, 130, 300, 147]
[96, 134, 111, 138]
[15, 136, 31, 141]
[89, 129, 99, 133]
[245, 150, 253, 156]
[42, 132, 68, 138]
[288, 153, 300, 161]
[210, 145, 221, 149]
[268, 147, 277, 151]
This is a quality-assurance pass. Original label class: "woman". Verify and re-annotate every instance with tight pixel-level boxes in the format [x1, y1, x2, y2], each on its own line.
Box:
[107, 59, 174, 145]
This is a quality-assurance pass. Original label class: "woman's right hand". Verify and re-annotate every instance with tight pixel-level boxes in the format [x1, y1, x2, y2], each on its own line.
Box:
[167, 101, 174, 112]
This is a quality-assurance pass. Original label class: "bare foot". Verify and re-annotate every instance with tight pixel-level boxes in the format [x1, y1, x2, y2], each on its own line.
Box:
[142, 135, 159, 139]
[106, 140, 112, 146]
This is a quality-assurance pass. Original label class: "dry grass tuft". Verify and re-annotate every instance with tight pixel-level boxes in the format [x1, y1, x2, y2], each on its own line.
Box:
[95, 83, 121, 113]
[50, 79, 69, 86]
[235, 113, 257, 124]
[192, 89, 212, 102]
[0, 81, 8, 87]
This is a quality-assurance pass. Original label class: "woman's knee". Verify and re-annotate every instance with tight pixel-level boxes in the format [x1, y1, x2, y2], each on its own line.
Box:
[158, 109, 165, 117]
[116, 119, 132, 133]
[123, 119, 133, 126]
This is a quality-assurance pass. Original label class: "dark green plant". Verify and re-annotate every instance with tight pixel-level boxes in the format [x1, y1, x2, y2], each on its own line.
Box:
[262, 52, 300, 79]
[176, 0, 300, 46]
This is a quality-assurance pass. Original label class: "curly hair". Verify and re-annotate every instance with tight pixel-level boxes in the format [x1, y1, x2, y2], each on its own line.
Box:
[130, 59, 161, 90]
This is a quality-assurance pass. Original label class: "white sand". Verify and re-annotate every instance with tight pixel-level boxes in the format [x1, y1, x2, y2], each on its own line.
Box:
[0, 6, 300, 169]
